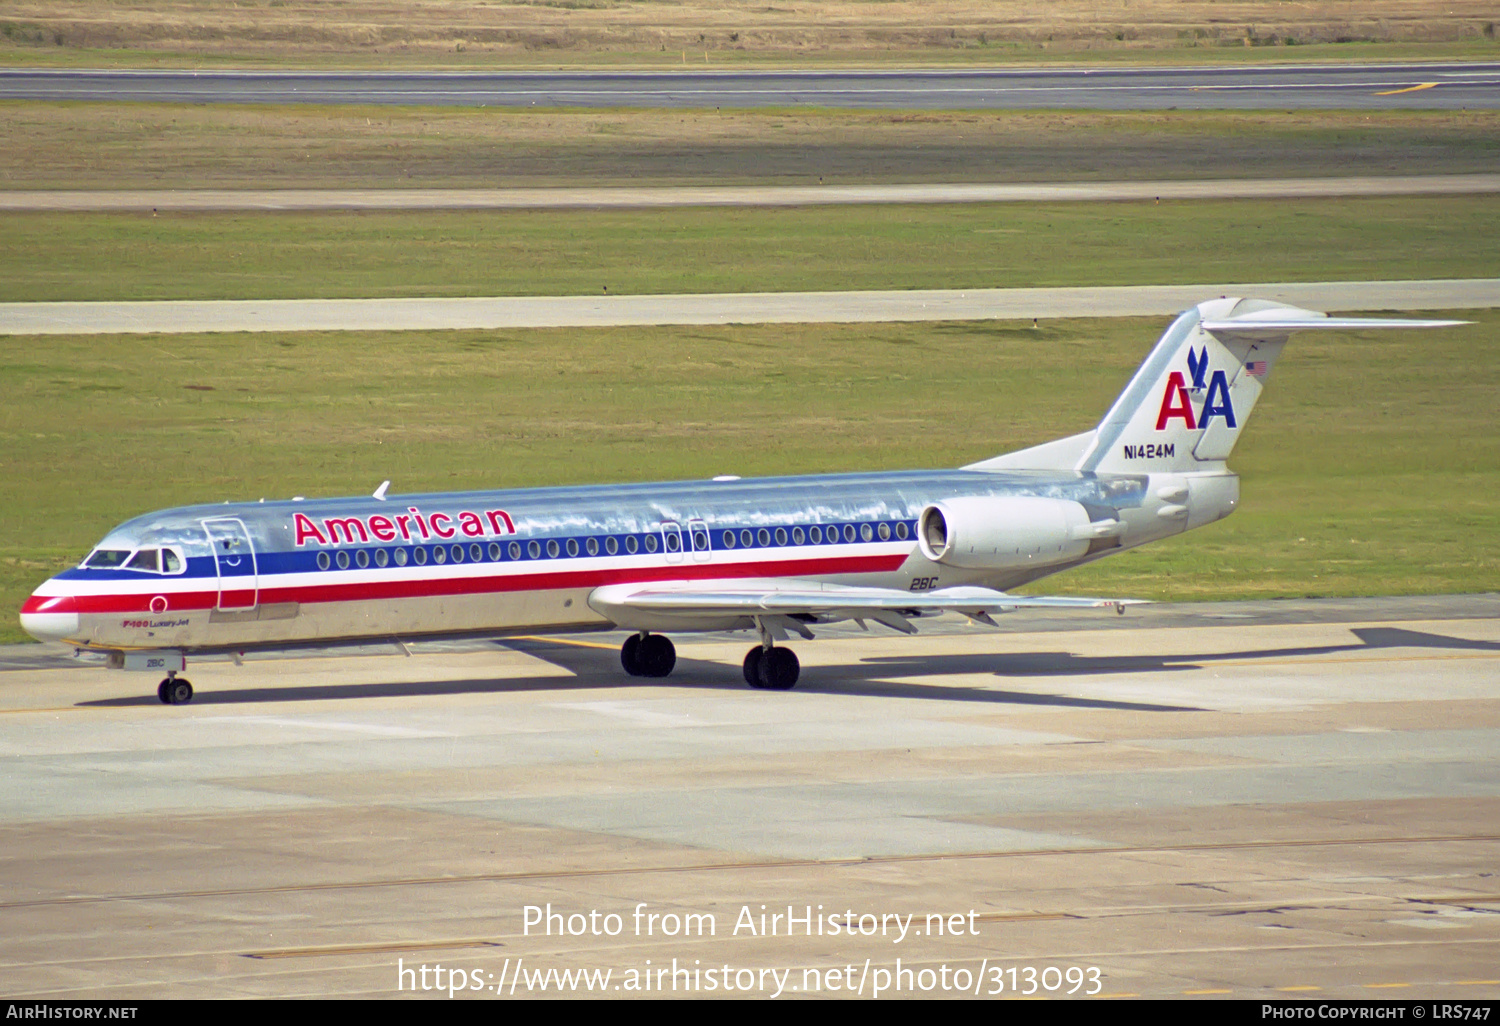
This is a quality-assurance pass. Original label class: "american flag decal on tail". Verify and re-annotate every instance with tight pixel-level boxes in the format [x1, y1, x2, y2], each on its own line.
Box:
[1245, 360, 1268, 377]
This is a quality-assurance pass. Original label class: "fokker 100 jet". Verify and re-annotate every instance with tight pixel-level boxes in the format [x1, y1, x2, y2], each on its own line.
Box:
[20, 299, 1462, 704]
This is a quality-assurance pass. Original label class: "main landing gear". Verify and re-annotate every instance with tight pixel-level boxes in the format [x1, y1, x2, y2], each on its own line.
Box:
[743, 644, 799, 690]
[621, 632, 676, 678]
[157, 673, 193, 705]
[618, 630, 801, 690]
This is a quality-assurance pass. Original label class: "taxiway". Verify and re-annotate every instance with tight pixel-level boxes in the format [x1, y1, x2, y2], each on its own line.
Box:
[3, 279, 1493, 336]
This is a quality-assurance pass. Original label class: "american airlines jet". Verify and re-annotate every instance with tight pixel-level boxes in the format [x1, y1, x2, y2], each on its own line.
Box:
[20, 299, 1461, 704]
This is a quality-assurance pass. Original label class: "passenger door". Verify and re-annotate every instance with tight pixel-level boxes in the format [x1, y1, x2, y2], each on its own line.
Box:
[203, 518, 258, 611]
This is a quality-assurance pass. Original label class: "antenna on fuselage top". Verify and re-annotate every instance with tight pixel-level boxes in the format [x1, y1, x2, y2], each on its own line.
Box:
[373, 480, 391, 501]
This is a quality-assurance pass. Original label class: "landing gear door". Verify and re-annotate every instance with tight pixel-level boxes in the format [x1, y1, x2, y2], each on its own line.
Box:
[203, 518, 258, 611]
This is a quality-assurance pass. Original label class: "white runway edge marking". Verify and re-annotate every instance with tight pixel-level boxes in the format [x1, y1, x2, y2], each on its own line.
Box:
[3, 174, 1497, 212]
[2, 279, 1495, 335]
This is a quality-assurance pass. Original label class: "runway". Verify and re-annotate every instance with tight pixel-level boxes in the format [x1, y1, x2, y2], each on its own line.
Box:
[3, 63, 1498, 110]
[5, 174, 1497, 214]
[1, 595, 1496, 998]
[4, 279, 1494, 336]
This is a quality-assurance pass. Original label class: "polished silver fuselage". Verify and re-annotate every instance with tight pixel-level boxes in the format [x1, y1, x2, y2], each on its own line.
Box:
[21, 466, 1236, 654]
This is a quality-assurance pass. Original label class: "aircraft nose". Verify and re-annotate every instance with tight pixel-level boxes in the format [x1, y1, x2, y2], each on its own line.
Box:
[19, 590, 81, 643]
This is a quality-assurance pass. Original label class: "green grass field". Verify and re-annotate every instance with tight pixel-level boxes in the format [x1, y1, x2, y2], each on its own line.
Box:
[4, 197, 1500, 302]
[6, 105, 1496, 192]
[2, 313, 1495, 644]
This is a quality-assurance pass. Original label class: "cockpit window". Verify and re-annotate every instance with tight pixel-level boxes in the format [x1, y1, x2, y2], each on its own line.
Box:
[84, 549, 132, 569]
[126, 549, 160, 572]
[83, 546, 185, 573]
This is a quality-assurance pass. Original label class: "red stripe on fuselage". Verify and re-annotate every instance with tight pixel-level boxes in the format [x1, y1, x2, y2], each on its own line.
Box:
[32, 552, 908, 615]
[22, 590, 218, 615]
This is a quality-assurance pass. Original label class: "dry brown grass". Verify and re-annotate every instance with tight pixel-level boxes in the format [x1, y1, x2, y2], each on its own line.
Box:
[0, 1, 1496, 63]
[4, 103, 1498, 189]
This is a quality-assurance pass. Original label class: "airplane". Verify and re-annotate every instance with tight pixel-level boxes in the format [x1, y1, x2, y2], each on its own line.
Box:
[19, 298, 1463, 704]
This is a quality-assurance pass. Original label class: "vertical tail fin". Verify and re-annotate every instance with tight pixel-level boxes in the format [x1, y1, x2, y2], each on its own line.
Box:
[1070, 298, 1465, 475]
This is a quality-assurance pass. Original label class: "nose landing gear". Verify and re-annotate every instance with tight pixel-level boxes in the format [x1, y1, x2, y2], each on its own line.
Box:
[156, 673, 193, 705]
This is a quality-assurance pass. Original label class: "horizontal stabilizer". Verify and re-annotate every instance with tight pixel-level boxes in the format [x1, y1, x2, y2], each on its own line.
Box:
[1203, 315, 1468, 339]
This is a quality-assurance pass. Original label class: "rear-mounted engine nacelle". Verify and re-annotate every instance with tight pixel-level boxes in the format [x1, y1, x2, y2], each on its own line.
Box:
[918, 496, 1098, 570]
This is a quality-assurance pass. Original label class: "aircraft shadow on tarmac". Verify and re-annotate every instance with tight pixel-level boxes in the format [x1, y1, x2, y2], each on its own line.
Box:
[75, 626, 1495, 710]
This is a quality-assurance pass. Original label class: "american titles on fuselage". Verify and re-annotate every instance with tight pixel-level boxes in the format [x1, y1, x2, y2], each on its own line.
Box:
[293, 506, 516, 547]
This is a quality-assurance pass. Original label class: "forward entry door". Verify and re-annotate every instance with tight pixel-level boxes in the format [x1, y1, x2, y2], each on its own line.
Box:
[203, 518, 258, 611]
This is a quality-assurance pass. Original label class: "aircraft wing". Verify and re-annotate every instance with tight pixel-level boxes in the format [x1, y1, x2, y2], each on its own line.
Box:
[589, 580, 1139, 637]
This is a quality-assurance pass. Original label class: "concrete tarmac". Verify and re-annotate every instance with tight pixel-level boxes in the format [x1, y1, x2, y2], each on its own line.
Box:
[3, 279, 1496, 336]
[1, 596, 1496, 999]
